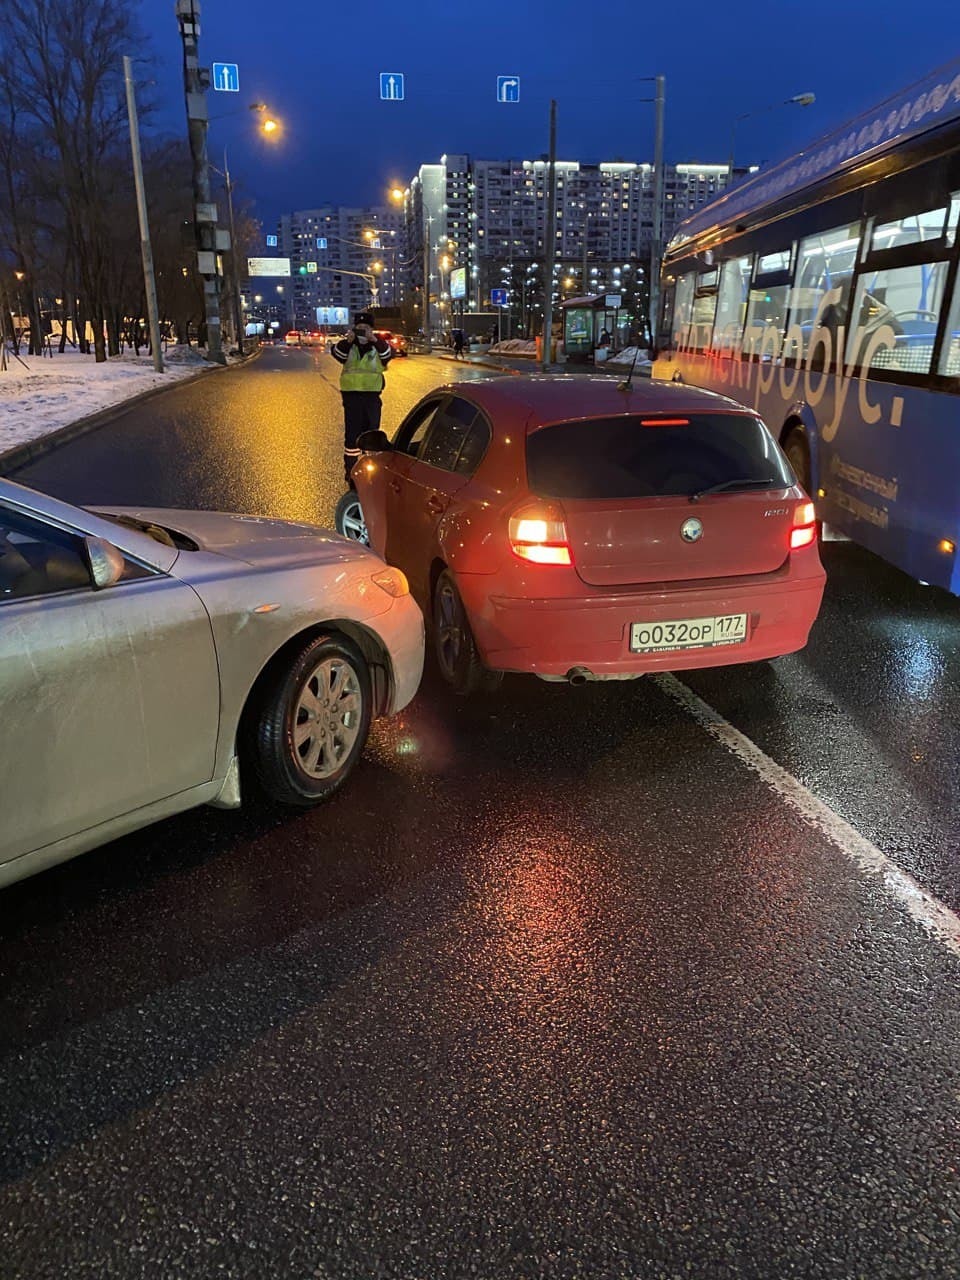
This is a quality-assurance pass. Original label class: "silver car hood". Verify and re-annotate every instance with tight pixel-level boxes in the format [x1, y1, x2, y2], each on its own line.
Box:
[96, 506, 368, 569]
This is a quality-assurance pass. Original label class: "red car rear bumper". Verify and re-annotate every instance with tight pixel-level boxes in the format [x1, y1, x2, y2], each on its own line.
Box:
[457, 561, 825, 677]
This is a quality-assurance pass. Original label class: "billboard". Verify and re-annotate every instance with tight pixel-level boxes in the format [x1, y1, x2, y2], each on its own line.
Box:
[247, 256, 291, 278]
[317, 306, 349, 326]
[450, 266, 466, 300]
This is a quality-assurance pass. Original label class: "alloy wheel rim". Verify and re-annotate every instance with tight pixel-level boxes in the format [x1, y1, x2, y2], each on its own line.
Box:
[292, 657, 363, 779]
[436, 583, 463, 675]
[341, 498, 369, 545]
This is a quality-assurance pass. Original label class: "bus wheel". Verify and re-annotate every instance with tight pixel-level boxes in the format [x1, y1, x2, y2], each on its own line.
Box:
[783, 427, 811, 493]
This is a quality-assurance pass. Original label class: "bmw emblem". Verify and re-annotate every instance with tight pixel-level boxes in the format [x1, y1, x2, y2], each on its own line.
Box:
[680, 517, 703, 543]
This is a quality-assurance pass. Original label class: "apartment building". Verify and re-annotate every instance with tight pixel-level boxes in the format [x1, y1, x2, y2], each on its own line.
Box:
[276, 205, 403, 330]
[399, 154, 738, 334]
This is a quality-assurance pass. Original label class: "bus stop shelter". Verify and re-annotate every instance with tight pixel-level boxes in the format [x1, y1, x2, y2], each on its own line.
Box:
[560, 293, 623, 364]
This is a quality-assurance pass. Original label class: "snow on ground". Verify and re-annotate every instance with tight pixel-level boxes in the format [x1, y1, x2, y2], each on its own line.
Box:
[489, 339, 538, 356]
[604, 346, 653, 371]
[604, 345, 660, 373]
[0, 346, 211, 457]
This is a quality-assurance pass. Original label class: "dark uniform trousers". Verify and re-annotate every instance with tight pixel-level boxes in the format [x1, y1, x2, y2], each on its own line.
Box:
[342, 391, 383, 484]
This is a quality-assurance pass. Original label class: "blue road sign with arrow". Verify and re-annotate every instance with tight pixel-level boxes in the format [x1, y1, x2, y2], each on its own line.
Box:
[212, 63, 240, 93]
[380, 72, 404, 101]
[496, 76, 520, 103]
[266, 234, 278, 248]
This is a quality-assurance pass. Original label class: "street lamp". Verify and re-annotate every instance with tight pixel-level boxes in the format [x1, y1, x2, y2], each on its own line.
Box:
[391, 184, 434, 350]
[209, 148, 244, 354]
[363, 228, 400, 302]
[729, 92, 815, 174]
[208, 103, 282, 355]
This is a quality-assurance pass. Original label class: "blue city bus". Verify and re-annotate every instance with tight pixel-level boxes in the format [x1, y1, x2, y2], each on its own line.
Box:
[655, 60, 960, 593]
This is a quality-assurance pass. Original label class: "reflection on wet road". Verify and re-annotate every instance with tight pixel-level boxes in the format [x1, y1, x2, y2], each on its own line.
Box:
[4, 347, 960, 1279]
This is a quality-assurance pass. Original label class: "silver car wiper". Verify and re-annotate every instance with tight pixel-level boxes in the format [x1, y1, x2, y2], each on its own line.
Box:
[689, 476, 777, 503]
[94, 511, 177, 547]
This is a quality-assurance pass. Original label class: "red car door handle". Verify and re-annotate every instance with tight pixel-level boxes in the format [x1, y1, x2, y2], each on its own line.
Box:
[426, 495, 446, 514]
[389, 480, 402, 495]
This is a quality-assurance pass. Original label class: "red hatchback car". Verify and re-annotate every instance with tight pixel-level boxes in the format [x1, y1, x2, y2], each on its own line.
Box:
[348, 376, 826, 693]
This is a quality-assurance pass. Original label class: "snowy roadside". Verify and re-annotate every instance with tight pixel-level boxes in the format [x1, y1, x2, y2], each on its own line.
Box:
[0, 346, 214, 458]
[603, 346, 654, 374]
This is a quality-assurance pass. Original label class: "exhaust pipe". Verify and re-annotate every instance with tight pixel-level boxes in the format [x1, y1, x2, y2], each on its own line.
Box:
[566, 666, 591, 686]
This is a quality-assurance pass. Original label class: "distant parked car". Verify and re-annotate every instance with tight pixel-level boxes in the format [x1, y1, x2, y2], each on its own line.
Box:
[0, 478, 424, 889]
[374, 329, 408, 357]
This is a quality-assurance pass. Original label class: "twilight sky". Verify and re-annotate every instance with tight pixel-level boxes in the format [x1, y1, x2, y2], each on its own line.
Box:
[139, 0, 954, 226]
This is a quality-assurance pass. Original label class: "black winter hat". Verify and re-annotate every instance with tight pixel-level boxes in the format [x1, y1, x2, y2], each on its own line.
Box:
[354, 311, 375, 326]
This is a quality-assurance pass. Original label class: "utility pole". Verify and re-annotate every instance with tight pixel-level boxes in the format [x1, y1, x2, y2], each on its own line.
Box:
[222, 149, 243, 356]
[175, 0, 225, 364]
[540, 100, 558, 372]
[581, 211, 589, 300]
[648, 74, 666, 354]
[422, 209, 432, 353]
[123, 57, 164, 373]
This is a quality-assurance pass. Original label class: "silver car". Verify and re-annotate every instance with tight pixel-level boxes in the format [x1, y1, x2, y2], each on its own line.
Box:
[0, 478, 424, 889]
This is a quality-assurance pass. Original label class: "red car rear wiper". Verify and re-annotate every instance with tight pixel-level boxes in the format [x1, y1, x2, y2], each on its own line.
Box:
[688, 476, 778, 503]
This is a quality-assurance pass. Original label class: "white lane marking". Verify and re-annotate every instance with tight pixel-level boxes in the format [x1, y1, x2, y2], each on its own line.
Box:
[654, 672, 960, 959]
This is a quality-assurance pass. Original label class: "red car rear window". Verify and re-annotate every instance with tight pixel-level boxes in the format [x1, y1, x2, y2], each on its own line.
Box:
[526, 413, 792, 500]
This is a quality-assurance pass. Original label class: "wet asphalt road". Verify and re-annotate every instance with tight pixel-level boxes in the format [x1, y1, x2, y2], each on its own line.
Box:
[2, 347, 960, 1278]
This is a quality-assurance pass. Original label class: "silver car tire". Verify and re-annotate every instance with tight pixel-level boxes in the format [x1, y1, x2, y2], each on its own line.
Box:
[247, 633, 373, 806]
[335, 491, 369, 546]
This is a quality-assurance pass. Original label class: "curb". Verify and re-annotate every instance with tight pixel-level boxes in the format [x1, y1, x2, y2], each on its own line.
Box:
[436, 354, 524, 375]
[436, 353, 637, 378]
[0, 346, 262, 475]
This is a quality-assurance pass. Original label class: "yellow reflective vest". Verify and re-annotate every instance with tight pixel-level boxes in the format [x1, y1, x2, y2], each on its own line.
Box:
[339, 343, 386, 393]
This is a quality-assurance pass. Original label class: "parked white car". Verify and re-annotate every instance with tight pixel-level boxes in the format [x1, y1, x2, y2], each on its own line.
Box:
[0, 478, 424, 889]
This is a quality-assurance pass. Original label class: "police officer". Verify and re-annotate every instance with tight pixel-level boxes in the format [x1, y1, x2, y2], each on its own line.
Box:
[330, 312, 393, 483]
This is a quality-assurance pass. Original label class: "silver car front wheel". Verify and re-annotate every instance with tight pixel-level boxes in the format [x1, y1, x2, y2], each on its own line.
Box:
[292, 656, 364, 779]
[246, 633, 372, 805]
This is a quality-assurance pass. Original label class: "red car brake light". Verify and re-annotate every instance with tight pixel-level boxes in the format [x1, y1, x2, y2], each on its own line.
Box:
[640, 417, 690, 427]
[790, 501, 818, 551]
[509, 502, 574, 565]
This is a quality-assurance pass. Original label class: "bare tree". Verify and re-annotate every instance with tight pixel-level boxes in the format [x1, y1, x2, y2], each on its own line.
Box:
[1, 0, 147, 361]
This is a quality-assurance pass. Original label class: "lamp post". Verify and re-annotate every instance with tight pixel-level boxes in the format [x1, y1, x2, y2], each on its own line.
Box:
[310, 265, 379, 307]
[729, 92, 815, 174]
[207, 106, 280, 354]
[208, 148, 243, 354]
[13, 271, 24, 341]
[363, 229, 399, 304]
[540, 99, 558, 372]
[389, 184, 434, 352]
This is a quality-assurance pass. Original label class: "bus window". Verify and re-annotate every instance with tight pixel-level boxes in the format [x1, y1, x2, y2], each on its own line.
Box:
[743, 283, 790, 354]
[791, 224, 862, 358]
[690, 290, 717, 349]
[868, 200, 959, 253]
[847, 260, 951, 374]
[673, 273, 695, 346]
[757, 249, 792, 275]
[684, 269, 719, 349]
[939, 284, 960, 376]
[712, 256, 752, 351]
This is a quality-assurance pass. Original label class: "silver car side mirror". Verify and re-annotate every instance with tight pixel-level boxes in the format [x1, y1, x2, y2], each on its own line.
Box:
[85, 536, 126, 590]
